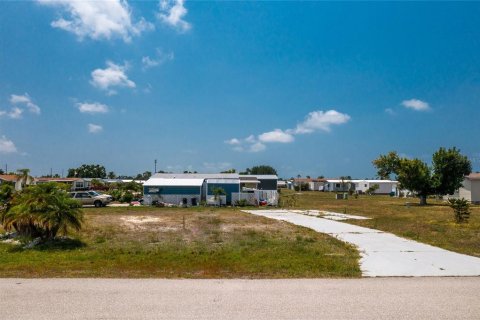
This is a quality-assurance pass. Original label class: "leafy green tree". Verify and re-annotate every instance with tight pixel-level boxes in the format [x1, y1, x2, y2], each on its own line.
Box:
[16, 168, 33, 190]
[107, 171, 116, 179]
[373, 147, 471, 205]
[1, 183, 83, 239]
[241, 165, 277, 175]
[134, 171, 152, 180]
[432, 147, 471, 196]
[67, 164, 107, 178]
[372, 151, 401, 180]
[220, 169, 236, 173]
[396, 158, 433, 205]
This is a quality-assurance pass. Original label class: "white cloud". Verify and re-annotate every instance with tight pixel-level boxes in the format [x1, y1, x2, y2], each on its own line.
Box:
[258, 129, 294, 143]
[0, 135, 17, 153]
[88, 123, 103, 133]
[91, 61, 135, 95]
[401, 99, 430, 111]
[10, 93, 41, 114]
[77, 102, 109, 114]
[8, 107, 23, 119]
[157, 0, 191, 32]
[225, 138, 241, 145]
[226, 109, 351, 152]
[142, 49, 174, 69]
[249, 142, 266, 153]
[37, 0, 154, 42]
[293, 110, 351, 134]
[385, 108, 396, 116]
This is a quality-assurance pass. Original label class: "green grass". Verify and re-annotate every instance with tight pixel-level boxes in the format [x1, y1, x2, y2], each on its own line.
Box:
[0, 206, 360, 278]
[283, 189, 480, 257]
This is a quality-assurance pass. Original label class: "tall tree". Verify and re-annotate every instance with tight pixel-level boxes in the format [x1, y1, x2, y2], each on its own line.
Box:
[432, 147, 471, 196]
[67, 164, 107, 178]
[372, 151, 401, 180]
[396, 158, 433, 205]
[372, 147, 471, 205]
[242, 165, 277, 175]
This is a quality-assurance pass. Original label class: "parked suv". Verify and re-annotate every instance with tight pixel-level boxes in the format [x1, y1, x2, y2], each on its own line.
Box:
[69, 191, 112, 207]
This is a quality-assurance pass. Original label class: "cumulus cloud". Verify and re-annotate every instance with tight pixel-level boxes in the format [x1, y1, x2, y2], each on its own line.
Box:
[77, 102, 109, 114]
[401, 99, 430, 111]
[10, 93, 41, 114]
[258, 129, 294, 143]
[0, 135, 17, 153]
[293, 110, 351, 134]
[88, 123, 103, 133]
[226, 109, 351, 152]
[142, 48, 174, 70]
[157, 0, 191, 32]
[37, 0, 154, 42]
[0, 107, 23, 119]
[91, 61, 135, 95]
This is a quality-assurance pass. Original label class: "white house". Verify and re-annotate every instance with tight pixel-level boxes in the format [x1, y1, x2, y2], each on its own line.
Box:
[324, 179, 398, 195]
[450, 173, 480, 204]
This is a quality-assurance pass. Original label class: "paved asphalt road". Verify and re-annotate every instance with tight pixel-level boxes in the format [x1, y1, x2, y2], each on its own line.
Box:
[1, 278, 479, 319]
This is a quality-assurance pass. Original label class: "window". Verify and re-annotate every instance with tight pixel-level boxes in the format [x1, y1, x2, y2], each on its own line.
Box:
[336, 183, 341, 188]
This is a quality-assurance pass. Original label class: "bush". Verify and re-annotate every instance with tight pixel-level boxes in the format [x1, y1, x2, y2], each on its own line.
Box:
[121, 191, 134, 203]
[235, 199, 248, 207]
[448, 198, 470, 223]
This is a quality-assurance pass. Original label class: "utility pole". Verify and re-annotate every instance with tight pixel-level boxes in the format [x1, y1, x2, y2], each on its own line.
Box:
[50, 168, 53, 177]
[154, 159, 157, 173]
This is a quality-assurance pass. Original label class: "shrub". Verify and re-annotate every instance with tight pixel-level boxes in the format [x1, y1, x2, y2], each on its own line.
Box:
[235, 199, 248, 207]
[121, 191, 134, 203]
[448, 198, 470, 223]
[1, 183, 83, 239]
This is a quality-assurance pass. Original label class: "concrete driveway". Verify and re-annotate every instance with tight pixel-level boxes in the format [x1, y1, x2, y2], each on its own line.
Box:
[244, 210, 480, 277]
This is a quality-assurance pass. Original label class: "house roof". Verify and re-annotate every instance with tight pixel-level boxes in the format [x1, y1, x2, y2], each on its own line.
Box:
[0, 175, 19, 182]
[293, 178, 326, 183]
[151, 173, 239, 179]
[466, 173, 480, 180]
[36, 177, 82, 182]
[206, 178, 241, 184]
[144, 178, 204, 187]
[241, 174, 278, 180]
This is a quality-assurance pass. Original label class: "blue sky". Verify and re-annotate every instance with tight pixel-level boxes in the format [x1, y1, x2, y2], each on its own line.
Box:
[1, 1, 479, 178]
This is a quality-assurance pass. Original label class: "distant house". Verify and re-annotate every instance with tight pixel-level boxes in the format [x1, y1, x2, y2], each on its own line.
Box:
[143, 173, 278, 206]
[450, 173, 480, 204]
[35, 177, 91, 191]
[353, 180, 398, 195]
[324, 179, 397, 195]
[291, 178, 326, 191]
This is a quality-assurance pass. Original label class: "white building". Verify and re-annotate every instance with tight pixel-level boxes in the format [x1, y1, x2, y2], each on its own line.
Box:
[324, 179, 398, 195]
[450, 173, 480, 204]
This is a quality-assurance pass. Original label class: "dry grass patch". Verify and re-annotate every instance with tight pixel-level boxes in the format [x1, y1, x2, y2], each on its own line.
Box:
[0, 206, 360, 278]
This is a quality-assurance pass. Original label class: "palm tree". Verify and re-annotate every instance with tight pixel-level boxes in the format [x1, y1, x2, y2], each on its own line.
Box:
[2, 182, 83, 239]
[212, 187, 226, 206]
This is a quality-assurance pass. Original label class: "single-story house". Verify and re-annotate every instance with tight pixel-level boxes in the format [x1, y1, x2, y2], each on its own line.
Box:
[35, 177, 91, 191]
[290, 178, 326, 191]
[0, 174, 37, 191]
[323, 179, 397, 194]
[449, 173, 480, 204]
[353, 180, 398, 195]
[143, 173, 278, 206]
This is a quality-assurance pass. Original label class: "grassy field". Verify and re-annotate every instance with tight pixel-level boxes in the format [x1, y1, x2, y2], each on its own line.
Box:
[0, 206, 360, 278]
[286, 190, 480, 257]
